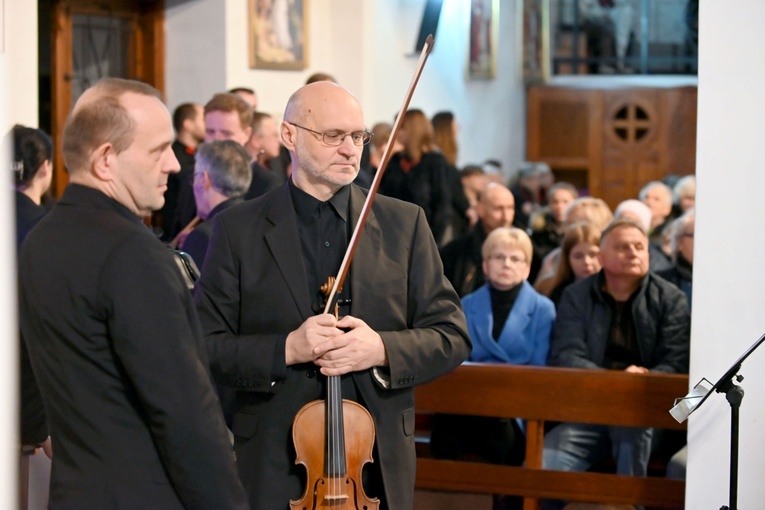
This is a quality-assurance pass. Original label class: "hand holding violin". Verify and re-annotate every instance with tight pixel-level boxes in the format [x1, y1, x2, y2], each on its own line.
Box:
[313, 315, 389, 376]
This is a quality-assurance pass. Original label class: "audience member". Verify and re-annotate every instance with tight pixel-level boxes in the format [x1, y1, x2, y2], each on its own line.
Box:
[528, 181, 579, 281]
[657, 208, 695, 309]
[460, 165, 490, 221]
[432, 111, 471, 242]
[172, 93, 254, 243]
[510, 162, 542, 230]
[159, 102, 204, 241]
[181, 140, 252, 267]
[14, 125, 53, 249]
[465, 227, 556, 364]
[431, 111, 459, 167]
[173, 93, 253, 241]
[193, 81, 471, 509]
[432, 227, 555, 510]
[441, 182, 515, 296]
[541, 218, 690, 510]
[358, 121, 399, 188]
[18, 77, 248, 510]
[534, 196, 613, 284]
[13, 124, 53, 457]
[483, 159, 506, 184]
[229, 86, 258, 109]
[535, 222, 602, 307]
[244, 111, 283, 199]
[639, 180, 675, 248]
[672, 174, 696, 214]
[379, 108, 452, 245]
[305, 71, 337, 84]
[613, 198, 672, 272]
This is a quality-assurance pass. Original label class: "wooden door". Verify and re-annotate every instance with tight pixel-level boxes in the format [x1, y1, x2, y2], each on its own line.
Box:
[48, 0, 164, 198]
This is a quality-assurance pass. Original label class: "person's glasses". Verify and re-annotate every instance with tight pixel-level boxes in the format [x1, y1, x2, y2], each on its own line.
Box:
[287, 122, 372, 146]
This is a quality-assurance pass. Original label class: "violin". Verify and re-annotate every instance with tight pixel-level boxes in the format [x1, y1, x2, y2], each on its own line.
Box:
[289, 35, 435, 510]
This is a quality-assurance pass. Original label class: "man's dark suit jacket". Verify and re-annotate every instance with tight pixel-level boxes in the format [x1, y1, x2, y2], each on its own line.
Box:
[19, 184, 248, 510]
[194, 182, 471, 510]
[182, 197, 243, 268]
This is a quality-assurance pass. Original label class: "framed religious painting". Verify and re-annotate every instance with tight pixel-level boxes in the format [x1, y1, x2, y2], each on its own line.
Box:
[249, 0, 309, 70]
[522, 0, 549, 83]
[468, 0, 499, 80]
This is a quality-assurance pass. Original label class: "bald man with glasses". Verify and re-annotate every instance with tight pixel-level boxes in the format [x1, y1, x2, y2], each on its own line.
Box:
[194, 81, 471, 510]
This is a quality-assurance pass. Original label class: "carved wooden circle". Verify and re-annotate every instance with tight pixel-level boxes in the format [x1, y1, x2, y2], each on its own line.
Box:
[611, 103, 652, 144]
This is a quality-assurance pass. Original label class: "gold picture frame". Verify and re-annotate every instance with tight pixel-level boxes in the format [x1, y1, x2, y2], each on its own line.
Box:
[468, 0, 499, 80]
[248, 0, 309, 70]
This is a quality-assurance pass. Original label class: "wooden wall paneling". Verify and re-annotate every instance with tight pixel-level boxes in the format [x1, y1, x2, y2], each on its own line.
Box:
[662, 86, 698, 176]
[527, 83, 696, 209]
[600, 88, 662, 207]
[51, 2, 73, 198]
[527, 86, 602, 195]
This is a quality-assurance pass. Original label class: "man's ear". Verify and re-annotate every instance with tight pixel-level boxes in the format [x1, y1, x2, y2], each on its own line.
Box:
[202, 171, 213, 191]
[91, 143, 115, 182]
[281, 121, 296, 151]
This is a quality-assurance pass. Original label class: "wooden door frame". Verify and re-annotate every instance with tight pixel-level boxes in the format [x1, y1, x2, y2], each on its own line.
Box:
[50, 0, 165, 198]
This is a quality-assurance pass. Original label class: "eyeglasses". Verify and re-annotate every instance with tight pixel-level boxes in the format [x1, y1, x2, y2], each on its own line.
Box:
[488, 254, 527, 265]
[287, 122, 372, 146]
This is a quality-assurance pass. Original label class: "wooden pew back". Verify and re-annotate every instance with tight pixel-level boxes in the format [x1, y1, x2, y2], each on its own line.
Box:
[414, 363, 689, 509]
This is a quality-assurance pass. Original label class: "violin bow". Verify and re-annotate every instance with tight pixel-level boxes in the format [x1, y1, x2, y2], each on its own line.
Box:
[323, 34, 435, 314]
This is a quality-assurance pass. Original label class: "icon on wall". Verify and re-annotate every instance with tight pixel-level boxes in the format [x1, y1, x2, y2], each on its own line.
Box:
[249, 0, 308, 70]
[468, 0, 498, 80]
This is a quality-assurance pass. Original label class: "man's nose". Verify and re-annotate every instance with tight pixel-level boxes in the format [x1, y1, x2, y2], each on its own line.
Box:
[337, 135, 356, 155]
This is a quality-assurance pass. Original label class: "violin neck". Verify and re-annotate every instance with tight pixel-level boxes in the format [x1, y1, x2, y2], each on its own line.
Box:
[325, 375, 347, 476]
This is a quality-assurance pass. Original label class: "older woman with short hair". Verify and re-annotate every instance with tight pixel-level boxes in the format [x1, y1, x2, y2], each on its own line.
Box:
[464, 227, 556, 364]
[431, 227, 555, 510]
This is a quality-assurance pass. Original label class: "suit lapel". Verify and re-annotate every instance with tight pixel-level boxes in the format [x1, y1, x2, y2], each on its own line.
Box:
[348, 185, 381, 317]
[263, 185, 313, 321]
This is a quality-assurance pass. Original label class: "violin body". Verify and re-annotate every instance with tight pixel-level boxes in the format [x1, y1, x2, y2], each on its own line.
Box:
[290, 398, 380, 510]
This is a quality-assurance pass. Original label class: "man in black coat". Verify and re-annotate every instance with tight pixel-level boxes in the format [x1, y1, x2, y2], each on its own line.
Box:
[18, 78, 249, 510]
[194, 81, 471, 510]
[440, 182, 515, 296]
[541, 218, 690, 510]
[181, 140, 252, 268]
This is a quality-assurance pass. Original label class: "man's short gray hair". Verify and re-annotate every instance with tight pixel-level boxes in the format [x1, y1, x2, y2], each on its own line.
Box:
[195, 140, 252, 198]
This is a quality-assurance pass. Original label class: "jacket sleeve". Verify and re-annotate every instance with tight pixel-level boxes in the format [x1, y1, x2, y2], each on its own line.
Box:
[548, 284, 601, 369]
[377, 207, 472, 388]
[649, 282, 691, 374]
[193, 214, 288, 391]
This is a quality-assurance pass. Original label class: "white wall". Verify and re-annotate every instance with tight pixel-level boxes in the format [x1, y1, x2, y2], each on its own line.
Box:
[166, 0, 526, 176]
[687, 1, 765, 507]
[165, 0, 228, 109]
[1, 2, 39, 507]
[5, 0, 38, 128]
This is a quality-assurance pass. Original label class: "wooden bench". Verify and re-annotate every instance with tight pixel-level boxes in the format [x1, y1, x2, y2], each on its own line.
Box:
[414, 363, 689, 510]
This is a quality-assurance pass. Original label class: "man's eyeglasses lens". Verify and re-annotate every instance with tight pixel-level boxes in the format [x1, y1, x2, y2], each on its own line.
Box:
[289, 122, 372, 146]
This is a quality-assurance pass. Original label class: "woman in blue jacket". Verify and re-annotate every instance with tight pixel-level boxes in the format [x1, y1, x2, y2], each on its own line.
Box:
[432, 227, 555, 510]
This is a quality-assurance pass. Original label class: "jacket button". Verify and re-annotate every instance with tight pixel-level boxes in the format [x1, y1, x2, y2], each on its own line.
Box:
[306, 369, 317, 378]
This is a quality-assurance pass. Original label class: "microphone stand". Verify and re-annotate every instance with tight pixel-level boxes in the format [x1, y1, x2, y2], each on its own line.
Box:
[670, 332, 765, 510]
[714, 366, 745, 510]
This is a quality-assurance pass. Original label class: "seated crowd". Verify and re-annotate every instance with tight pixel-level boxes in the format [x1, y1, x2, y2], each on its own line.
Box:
[431, 154, 695, 510]
[15, 72, 696, 510]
